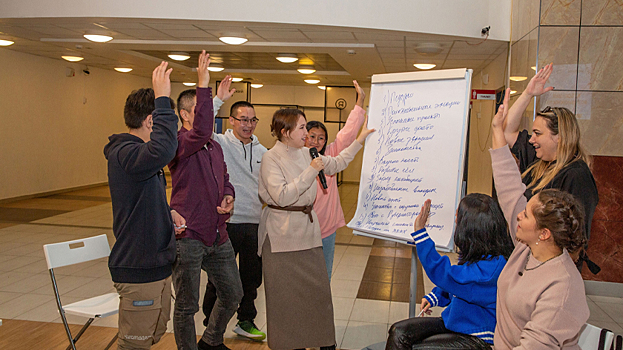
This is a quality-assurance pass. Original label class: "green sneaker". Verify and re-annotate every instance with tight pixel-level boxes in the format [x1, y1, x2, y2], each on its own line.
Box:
[233, 320, 266, 341]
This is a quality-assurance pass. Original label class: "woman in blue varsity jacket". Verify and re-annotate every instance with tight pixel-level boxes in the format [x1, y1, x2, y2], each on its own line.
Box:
[386, 194, 514, 350]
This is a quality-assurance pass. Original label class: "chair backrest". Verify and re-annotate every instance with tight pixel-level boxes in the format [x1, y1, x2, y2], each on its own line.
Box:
[43, 234, 111, 269]
[578, 323, 615, 350]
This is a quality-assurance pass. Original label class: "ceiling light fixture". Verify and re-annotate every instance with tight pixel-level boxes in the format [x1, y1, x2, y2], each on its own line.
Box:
[318, 86, 326, 90]
[62, 55, 84, 62]
[168, 52, 191, 61]
[83, 34, 113, 43]
[413, 63, 436, 70]
[183, 82, 196, 86]
[251, 84, 263, 89]
[219, 36, 248, 45]
[231, 77, 244, 82]
[297, 65, 316, 74]
[0, 39, 15, 46]
[531, 66, 537, 71]
[509, 76, 528, 81]
[208, 64, 224, 72]
[114, 68, 133, 73]
[304, 79, 320, 84]
[510, 90, 518, 95]
[276, 53, 299, 63]
[414, 43, 443, 55]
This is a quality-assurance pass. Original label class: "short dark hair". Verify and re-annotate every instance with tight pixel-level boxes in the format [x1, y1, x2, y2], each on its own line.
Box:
[533, 189, 586, 253]
[177, 89, 196, 123]
[124, 88, 155, 129]
[271, 108, 306, 142]
[306, 121, 329, 154]
[454, 193, 514, 265]
[230, 101, 254, 117]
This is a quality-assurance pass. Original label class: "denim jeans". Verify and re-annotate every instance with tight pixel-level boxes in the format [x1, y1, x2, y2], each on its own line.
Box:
[203, 223, 262, 325]
[322, 232, 336, 281]
[173, 238, 243, 350]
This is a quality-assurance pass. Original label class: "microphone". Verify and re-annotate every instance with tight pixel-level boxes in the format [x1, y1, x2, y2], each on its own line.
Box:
[309, 147, 328, 189]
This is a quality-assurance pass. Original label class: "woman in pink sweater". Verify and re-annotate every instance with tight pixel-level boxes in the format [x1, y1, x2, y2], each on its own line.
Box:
[305, 80, 366, 279]
[489, 89, 589, 349]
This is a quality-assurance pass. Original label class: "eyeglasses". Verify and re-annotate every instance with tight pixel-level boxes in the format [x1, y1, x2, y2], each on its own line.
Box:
[231, 116, 259, 125]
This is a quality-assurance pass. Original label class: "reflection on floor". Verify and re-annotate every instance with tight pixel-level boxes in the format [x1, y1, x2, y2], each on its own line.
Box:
[0, 183, 622, 350]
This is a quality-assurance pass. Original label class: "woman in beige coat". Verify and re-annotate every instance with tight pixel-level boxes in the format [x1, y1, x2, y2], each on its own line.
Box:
[258, 108, 372, 350]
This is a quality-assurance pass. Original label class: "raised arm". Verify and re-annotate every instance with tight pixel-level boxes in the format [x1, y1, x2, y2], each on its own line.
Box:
[176, 51, 215, 158]
[118, 62, 177, 180]
[491, 89, 527, 243]
[325, 80, 366, 155]
[213, 75, 235, 117]
[503, 63, 554, 147]
[321, 116, 374, 175]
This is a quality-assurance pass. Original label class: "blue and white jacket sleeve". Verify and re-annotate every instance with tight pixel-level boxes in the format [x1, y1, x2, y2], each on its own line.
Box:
[411, 228, 489, 306]
[425, 287, 451, 308]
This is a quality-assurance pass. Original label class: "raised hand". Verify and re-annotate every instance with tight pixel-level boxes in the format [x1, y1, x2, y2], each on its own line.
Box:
[354, 80, 365, 107]
[217, 195, 234, 214]
[492, 88, 511, 149]
[525, 63, 554, 97]
[197, 50, 210, 88]
[356, 114, 376, 144]
[217, 75, 236, 102]
[414, 199, 431, 232]
[152, 61, 172, 98]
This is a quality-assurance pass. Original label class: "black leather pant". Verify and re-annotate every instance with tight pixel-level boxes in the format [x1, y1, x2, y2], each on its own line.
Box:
[386, 317, 491, 350]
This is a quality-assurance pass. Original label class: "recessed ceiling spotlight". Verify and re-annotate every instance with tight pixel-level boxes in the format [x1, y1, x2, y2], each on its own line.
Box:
[114, 68, 133, 73]
[414, 63, 436, 70]
[297, 65, 316, 74]
[0, 39, 15, 46]
[168, 52, 191, 61]
[251, 84, 264, 89]
[531, 66, 537, 71]
[509, 76, 528, 81]
[318, 86, 326, 90]
[62, 55, 84, 62]
[232, 77, 244, 82]
[183, 82, 196, 86]
[208, 64, 225, 72]
[276, 53, 298, 63]
[414, 43, 443, 55]
[510, 90, 518, 95]
[83, 34, 113, 43]
[219, 36, 248, 45]
[304, 79, 320, 84]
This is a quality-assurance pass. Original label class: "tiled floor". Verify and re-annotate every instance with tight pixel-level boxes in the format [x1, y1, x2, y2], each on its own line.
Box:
[0, 183, 622, 349]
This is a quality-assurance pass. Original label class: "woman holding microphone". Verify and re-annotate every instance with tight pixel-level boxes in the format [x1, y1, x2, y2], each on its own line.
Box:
[258, 108, 373, 350]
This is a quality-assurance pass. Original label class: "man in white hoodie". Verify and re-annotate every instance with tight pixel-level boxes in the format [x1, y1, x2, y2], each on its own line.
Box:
[203, 92, 268, 341]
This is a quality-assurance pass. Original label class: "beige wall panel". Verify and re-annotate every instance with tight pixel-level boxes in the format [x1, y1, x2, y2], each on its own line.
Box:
[512, 0, 541, 42]
[537, 26, 580, 90]
[576, 91, 623, 156]
[540, 0, 582, 25]
[581, 0, 623, 25]
[578, 27, 623, 91]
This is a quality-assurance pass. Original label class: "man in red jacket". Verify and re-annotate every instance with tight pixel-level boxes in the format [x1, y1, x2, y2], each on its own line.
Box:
[168, 51, 242, 350]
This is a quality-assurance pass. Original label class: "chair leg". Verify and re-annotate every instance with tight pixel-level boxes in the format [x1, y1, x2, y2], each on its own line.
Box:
[65, 318, 94, 350]
[104, 333, 118, 350]
[50, 270, 77, 350]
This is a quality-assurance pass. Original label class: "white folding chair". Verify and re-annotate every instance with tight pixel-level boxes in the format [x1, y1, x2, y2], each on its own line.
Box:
[43, 234, 119, 350]
[578, 323, 615, 350]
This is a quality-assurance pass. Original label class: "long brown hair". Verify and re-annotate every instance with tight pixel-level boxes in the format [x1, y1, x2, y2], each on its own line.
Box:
[523, 107, 592, 192]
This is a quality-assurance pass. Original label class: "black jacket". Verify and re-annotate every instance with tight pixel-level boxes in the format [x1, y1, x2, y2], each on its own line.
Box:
[103, 97, 178, 283]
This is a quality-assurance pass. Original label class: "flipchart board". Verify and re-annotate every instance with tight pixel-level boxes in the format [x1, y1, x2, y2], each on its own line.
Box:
[347, 68, 472, 250]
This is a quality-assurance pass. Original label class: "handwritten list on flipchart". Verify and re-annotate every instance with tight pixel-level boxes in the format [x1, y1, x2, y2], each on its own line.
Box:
[348, 76, 470, 249]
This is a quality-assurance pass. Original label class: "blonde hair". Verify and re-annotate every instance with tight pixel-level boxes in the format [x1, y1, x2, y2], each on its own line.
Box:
[523, 107, 592, 192]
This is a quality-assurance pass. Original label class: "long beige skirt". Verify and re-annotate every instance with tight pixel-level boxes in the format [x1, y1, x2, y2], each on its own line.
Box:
[262, 235, 336, 350]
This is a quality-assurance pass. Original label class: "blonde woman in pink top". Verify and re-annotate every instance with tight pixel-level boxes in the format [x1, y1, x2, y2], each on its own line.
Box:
[305, 80, 366, 279]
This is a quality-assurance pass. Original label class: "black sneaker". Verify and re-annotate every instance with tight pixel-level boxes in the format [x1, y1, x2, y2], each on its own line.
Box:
[198, 339, 231, 350]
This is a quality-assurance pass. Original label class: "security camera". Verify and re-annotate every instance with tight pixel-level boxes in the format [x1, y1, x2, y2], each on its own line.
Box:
[481, 26, 491, 37]
[83, 69, 90, 75]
